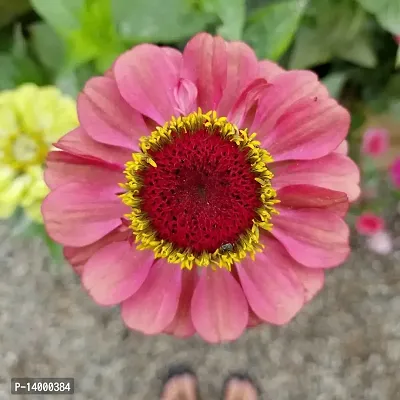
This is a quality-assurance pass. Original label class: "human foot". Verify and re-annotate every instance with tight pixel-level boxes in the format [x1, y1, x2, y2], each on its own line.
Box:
[160, 366, 198, 400]
[222, 373, 259, 400]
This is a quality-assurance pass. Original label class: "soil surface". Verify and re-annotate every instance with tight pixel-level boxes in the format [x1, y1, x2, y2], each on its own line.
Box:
[1, 220, 399, 400]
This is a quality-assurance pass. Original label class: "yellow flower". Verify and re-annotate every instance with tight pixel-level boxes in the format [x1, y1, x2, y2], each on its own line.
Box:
[0, 83, 78, 222]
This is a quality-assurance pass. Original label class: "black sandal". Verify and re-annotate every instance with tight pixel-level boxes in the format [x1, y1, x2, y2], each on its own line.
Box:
[221, 372, 261, 400]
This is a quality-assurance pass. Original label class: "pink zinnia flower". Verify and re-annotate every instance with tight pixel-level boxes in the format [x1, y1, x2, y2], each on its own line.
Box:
[395, 36, 400, 45]
[42, 33, 360, 343]
[390, 157, 400, 188]
[361, 128, 389, 157]
[355, 212, 385, 236]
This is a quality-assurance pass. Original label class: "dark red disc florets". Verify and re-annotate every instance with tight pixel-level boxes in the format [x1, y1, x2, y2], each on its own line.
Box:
[139, 129, 261, 253]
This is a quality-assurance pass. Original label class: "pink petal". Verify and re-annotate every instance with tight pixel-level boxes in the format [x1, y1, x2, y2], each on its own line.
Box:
[82, 241, 154, 306]
[272, 153, 360, 202]
[55, 127, 132, 167]
[237, 244, 304, 325]
[121, 259, 182, 335]
[45, 151, 123, 190]
[64, 229, 129, 275]
[191, 268, 248, 343]
[335, 140, 348, 155]
[361, 128, 389, 157]
[228, 78, 269, 128]
[355, 212, 385, 236]
[173, 78, 198, 115]
[113, 44, 179, 124]
[258, 60, 285, 81]
[78, 76, 148, 150]
[42, 182, 129, 247]
[216, 41, 259, 116]
[390, 157, 400, 188]
[162, 46, 182, 73]
[164, 269, 197, 338]
[263, 96, 350, 161]
[251, 70, 329, 134]
[289, 264, 325, 303]
[182, 33, 227, 111]
[277, 185, 349, 217]
[271, 208, 350, 268]
[247, 309, 263, 328]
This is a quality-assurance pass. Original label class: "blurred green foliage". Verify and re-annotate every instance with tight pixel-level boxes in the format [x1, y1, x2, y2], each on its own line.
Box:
[0, 0, 399, 250]
[0, 0, 398, 103]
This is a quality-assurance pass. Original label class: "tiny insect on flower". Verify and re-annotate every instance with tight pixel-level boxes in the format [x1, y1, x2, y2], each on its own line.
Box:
[42, 33, 360, 343]
[220, 243, 234, 253]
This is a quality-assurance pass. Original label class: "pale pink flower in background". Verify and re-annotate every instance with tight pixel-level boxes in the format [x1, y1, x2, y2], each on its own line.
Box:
[395, 35, 400, 45]
[361, 128, 389, 157]
[390, 157, 400, 188]
[355, 212, 385, 236]
[42, 33, 359, 343]
[367, 231, 393, 255]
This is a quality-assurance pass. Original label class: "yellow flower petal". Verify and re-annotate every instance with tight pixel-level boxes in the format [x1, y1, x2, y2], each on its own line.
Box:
[0, 103, 18, 141]
[0, 166, 15, 190]
[23, 201, 44, 223]
[0, 174, 31, 219]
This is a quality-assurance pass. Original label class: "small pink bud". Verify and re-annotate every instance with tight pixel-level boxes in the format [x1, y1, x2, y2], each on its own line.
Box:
[355, 212, 385, 236]
[390, 157, 400, 189]
[174, 78, 198, 115]
[361, 128, 389, 157]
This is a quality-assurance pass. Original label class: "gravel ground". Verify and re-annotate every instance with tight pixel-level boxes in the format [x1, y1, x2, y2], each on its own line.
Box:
[1, 220, 400, 400]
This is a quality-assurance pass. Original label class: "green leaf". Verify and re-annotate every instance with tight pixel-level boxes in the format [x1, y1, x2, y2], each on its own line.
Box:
[0, 29, 13, 52]
[65, 0, 125, 71]
[244, 0, 309, 61]
[55, 63, 96, 98]
[9, 24, 45, 85]
[10, 210, 35, 237]
[112, 0, 212, 42]
[201, 0, 246, 40]
[55, 69, 80, 98]
[290, 26, 333, 69]
[30, 0, 85, 33]
[322, 72, 347, 99]
[376, 3, 400, 35]
[389, 100, 400, 120]
[94, 47, 124, 73]
[355, 0, 381, 13]
[336, 34, 377, 68]
[393, 190, 400, 200]
[356, 0, 400, 35]
[12, 24, 27, 59]
[316, 0, 367, 48]
[44, 234, 65, 266]
[0, 0, 31, 28]
[12, 53, 44, 85]
[0, 53, 15, 89]
[30, 22, 65, 74]
[65, 29, 100, 68]
[291, 0, 373, 69]
[396, 47, 400, 69]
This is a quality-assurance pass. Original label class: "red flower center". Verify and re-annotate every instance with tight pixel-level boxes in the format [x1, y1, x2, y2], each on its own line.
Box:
[121, 109, 277, 270]
[139, 129, 261, 253]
